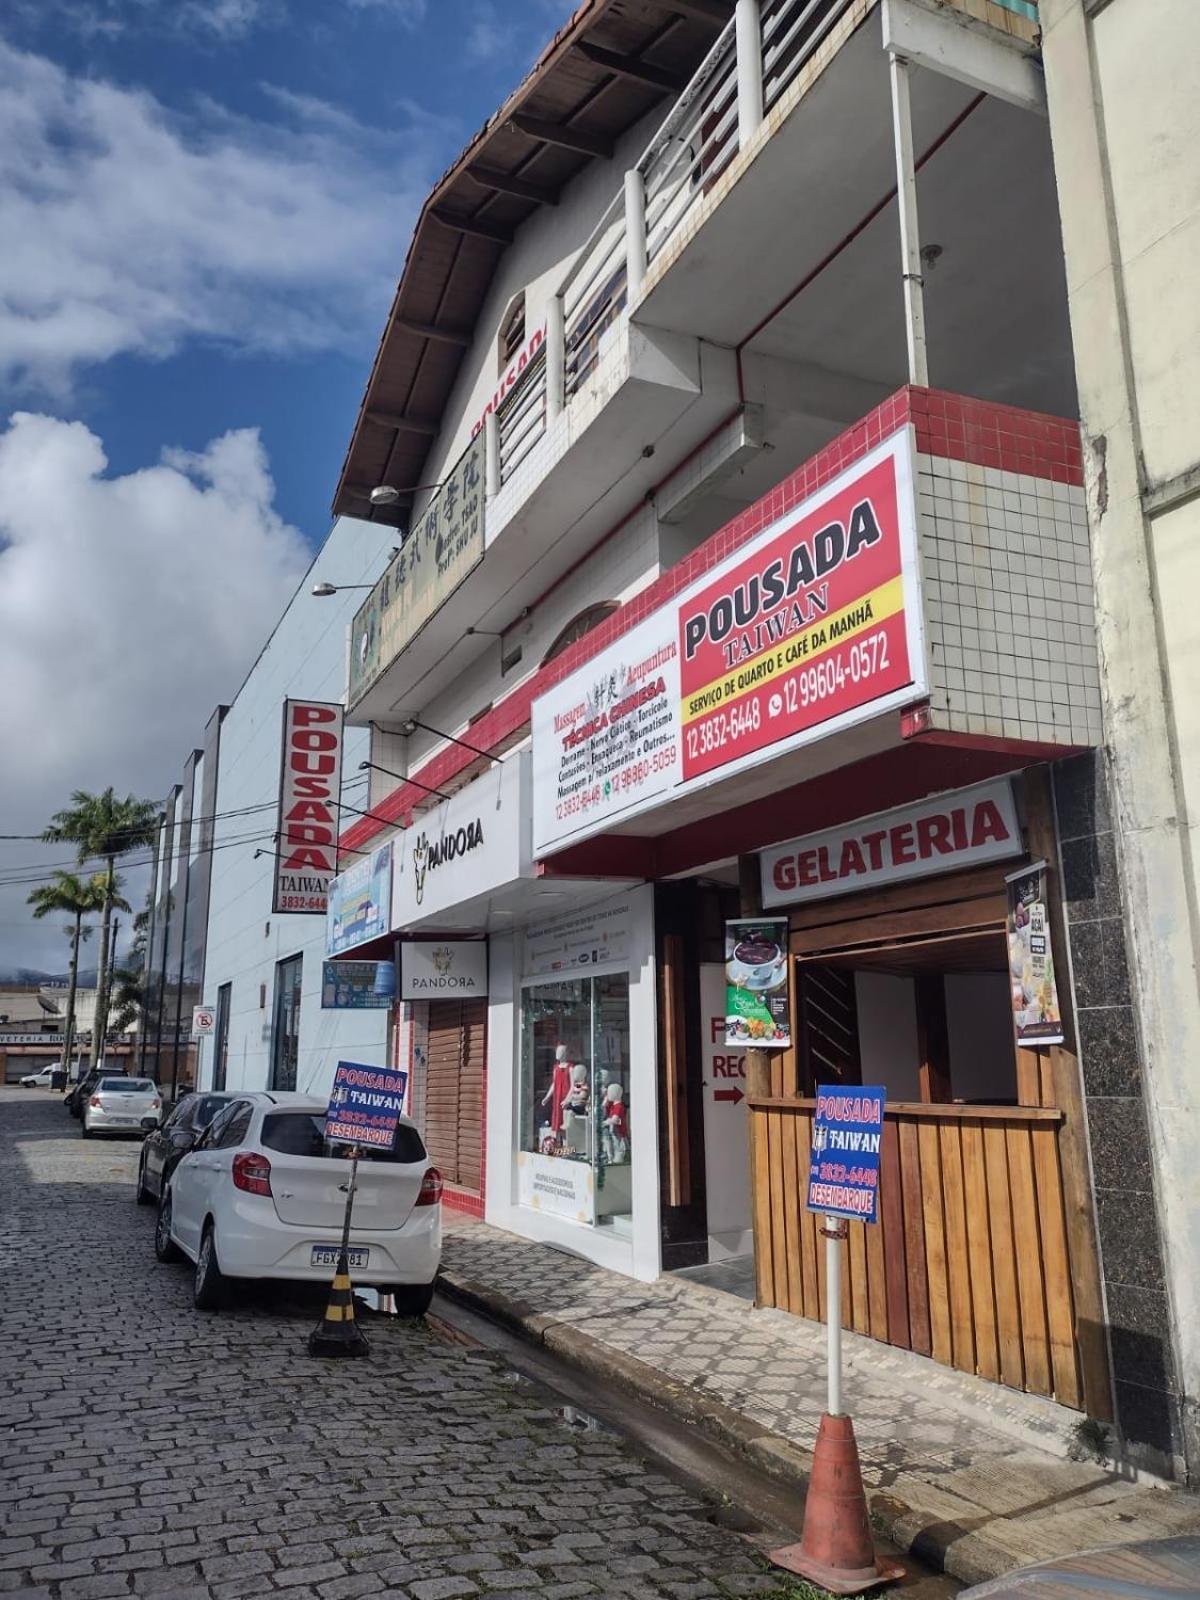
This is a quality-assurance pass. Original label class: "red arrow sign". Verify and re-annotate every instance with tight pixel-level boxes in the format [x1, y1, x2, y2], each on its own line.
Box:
[714, 1087, 744, 1105]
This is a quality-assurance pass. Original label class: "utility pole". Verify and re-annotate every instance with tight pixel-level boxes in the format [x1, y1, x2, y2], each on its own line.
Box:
[102, 918, 119, 1071]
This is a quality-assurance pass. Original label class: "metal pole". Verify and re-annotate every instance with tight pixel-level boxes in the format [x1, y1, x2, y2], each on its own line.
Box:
[624, 168, 647, 298]
[338, 1147, 360, 1265]
[888, 52, 929, 387]
[484, 410, 500, 499]
[825, 1216, 844, 1416]
[736, 0, 764, 150]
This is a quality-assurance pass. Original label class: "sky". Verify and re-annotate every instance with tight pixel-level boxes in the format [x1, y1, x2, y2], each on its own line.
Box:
[0, 0, 572, 974]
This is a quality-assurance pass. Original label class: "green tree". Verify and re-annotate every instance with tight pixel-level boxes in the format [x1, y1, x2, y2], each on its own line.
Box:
[43, 791, 161, 1068]
[109, 906, 151, 1038]
[26, 870, 106, 1075]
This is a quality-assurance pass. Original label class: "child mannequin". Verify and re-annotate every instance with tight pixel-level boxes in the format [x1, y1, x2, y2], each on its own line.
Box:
[541, 1043, 573, 1138]
[562, 1063, 590, 1116]
[602, 1079, 628, 1163]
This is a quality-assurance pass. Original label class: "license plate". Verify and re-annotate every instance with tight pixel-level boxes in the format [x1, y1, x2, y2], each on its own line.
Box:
[109, 1116, 137, 1125]
[311, 1246, 368, 1269]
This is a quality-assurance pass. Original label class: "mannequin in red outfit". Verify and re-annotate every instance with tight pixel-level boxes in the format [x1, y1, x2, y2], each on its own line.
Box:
[541, 1043, 573, 1138]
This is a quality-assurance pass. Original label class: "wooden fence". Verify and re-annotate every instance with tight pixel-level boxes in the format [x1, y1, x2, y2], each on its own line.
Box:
[749, 1098, 1083, 1407]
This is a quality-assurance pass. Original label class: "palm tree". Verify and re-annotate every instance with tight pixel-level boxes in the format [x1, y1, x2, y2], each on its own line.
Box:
[27, 870, 107, 1075]
[43, 791, 161, 1068]
[109, 906, 151, 1038]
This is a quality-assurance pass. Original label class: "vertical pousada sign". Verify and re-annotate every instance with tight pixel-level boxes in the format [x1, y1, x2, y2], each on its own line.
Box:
[274, 699, 344, 914]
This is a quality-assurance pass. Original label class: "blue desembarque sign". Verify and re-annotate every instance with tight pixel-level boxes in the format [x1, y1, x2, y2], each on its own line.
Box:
[806, 1083, 887, 1224]
[325, 1060, 409, 1150]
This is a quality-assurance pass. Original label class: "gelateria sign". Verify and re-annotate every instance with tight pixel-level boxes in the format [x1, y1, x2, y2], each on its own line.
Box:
[532, 432, 924, 856]
[760, 779, 1022, 908]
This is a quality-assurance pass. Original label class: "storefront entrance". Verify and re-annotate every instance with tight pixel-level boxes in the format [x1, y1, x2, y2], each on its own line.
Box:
[424, 998, 486, 1199]
[749, 847, 1098, 1409]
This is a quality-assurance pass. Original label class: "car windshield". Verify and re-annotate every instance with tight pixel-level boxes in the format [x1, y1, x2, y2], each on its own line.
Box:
[261, 1113, 426, 1164]
[100, 1078, 154, 1093]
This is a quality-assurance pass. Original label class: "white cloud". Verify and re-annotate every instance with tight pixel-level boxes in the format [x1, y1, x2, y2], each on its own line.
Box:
[0, 413, 311, 969]
[0, 38, 440, 393]
[6, 0, 428, 42]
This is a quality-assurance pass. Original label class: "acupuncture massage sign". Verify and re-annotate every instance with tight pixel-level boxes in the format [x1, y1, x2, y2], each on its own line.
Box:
[677, 437, 917, 782]
[806, 1085, 887, 1224]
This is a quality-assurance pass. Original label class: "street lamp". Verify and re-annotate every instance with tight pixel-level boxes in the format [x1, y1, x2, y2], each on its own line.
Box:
[311, 581, 375, 597]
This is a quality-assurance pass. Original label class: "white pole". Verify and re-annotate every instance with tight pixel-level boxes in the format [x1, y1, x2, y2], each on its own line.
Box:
[888, 52, 930, 388]
[736, 0, 764, 150]
[826, 1217, 843, 1416]
[546, 294, 565, 424]
[624, 169, 647, 298]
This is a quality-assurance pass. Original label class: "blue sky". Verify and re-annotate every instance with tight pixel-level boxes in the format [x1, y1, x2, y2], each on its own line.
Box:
[0, 0, 572, 968]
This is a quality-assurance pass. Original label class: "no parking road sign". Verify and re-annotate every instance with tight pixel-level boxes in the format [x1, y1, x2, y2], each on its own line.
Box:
[191, 1006, 216, 1037]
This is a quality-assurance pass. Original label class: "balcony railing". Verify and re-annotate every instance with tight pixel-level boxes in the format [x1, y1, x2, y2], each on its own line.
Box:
[497, 347, 547, 485]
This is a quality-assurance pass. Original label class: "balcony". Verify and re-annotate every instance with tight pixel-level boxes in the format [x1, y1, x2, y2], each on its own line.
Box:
[350, 0, 1060, 729]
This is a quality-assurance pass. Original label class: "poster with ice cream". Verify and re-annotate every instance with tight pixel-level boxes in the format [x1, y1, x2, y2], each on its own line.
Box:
[1006, 861, 1064, 1046]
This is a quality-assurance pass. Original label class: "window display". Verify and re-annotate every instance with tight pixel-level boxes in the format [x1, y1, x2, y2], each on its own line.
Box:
[520, 974, 631, 1229]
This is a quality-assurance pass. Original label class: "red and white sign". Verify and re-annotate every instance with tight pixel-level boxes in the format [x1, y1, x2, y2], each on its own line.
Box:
[191, 1006, 216, 1037]
[760, 778, 1022, 908]
[679, 439, 915, 781]
[532, 432, 924, 856]
[274, 698, 344, 915]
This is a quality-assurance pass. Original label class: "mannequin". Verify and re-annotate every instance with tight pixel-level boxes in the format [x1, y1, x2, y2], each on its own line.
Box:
[602, 1079, 628, 1163]
[562, 1063, 590, 1117]
[541, 1044, 573, 1139]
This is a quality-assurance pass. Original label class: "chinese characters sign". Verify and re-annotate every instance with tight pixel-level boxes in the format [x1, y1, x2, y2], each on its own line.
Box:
[348, 432, 486, 707]
[1006, 861, 1064, 1046]
[806, 1085, 886, 1223]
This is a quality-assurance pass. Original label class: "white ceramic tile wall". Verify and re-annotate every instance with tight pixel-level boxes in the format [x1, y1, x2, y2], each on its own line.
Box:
[199, 516, 397, 1099]
[917, 454, 1103, 746]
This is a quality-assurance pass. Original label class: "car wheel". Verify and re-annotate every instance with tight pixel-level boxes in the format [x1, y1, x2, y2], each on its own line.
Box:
[193, 1223, 229, 1311]
[135, 1153, 153, 1206]
[154, 1195, 182, 1263]
[388, 1281, 436, 1317]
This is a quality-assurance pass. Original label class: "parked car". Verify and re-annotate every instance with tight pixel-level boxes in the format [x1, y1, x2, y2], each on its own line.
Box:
[136, 1091, 237, 1206]
[66, 1064, 127, 1117]
[82, 1077, 161, 1138]
[154, 1092, 441, 1315]
[19, 1064, 63, 1089]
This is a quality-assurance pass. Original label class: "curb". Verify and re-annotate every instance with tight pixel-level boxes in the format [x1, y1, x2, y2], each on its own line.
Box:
[436, 1269, 1008, 1588]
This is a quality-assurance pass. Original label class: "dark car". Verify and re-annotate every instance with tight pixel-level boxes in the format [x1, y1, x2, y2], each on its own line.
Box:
[66, 1064, 128, 1118]
[135, 1091, 237, 1206]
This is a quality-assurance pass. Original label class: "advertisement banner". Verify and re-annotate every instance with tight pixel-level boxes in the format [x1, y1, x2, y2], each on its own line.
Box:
[724, 918, 790, 1048]
[325, 1061, 409, 1148]
[760, 779, 1021, 908]
[679, 441, 915, 782]
[326, 841, 393, 957]
[807, 1084, 886, 1223]
[274, 699, 344, 915]
[348, 432, 485, 707]
[523, 893, 634, 978]
[531, 612, 680, 857]
[532, 432, 922, 856]
[1006, 861, 1064, 1046]
[400, 942, 488, 1000]
[320, 962, 393, 1010]
[517, 1149, 596, 1224]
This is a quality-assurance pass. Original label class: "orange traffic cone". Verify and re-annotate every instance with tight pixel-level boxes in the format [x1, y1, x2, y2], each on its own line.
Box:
[769, 1414, 904, 1593]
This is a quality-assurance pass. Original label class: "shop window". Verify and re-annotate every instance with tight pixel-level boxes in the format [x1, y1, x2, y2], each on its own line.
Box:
[269, 954, 303, 1092]
[498, 293, 525, 370]
[540, 603, 619, 667]
[520, 974, 631, 1228]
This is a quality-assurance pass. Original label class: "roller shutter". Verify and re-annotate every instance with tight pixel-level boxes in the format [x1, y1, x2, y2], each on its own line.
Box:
[424, 999, 486, 1193]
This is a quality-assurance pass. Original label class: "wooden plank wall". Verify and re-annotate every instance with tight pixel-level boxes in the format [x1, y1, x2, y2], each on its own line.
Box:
[749, 1099, 1084, 1408]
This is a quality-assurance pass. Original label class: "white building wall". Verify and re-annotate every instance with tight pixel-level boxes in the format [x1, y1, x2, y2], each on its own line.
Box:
[198, 516, 396, 1098]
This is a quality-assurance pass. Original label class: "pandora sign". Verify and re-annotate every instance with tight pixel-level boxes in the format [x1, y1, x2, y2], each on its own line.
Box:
[273, 699, 344, 914]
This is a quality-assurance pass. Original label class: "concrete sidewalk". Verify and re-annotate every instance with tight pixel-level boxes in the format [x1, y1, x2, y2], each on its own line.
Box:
[439, 1214, 1200, 1587]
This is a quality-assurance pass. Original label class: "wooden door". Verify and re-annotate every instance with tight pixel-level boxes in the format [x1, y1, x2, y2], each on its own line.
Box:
[425, 999, 486, 1194]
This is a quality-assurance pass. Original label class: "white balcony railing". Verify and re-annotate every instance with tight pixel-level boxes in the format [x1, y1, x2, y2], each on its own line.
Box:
[494, 0, 859, 492]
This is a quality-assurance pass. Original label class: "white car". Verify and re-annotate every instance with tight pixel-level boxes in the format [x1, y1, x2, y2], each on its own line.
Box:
[82, 1076, 162, 1137]
[154, 1092, 442, 1316]
[20, 1064, 63, 1088]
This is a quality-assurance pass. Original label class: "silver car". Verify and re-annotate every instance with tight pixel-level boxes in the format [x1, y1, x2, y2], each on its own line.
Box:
[82, 1076, 162, 1139]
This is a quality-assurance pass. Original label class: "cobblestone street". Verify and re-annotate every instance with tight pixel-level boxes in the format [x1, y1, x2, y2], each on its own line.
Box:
[0, 1091, 796, 1600]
